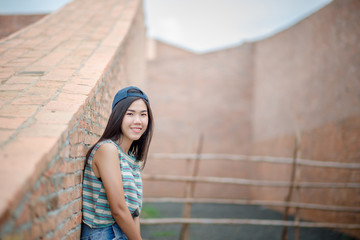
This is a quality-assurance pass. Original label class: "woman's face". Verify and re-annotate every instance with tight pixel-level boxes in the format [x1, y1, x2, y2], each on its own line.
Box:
[121, 99, 149, 144]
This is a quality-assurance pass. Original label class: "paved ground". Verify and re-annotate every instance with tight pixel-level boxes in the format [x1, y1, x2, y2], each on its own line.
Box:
[140, 203, 356, 240]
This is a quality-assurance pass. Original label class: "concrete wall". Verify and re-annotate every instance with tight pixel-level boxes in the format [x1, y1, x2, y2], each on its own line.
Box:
[0, 0, 147, 238]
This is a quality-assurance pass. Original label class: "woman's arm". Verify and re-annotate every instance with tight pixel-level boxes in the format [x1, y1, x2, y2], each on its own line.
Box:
[93, 143, 142, 240]
[134, 216, 141, 234]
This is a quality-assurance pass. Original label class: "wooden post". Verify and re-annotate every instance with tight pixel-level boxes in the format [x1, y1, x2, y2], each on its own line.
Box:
[294, 130, 302, 240]
[281, 132, 300, 240]
[179, 134, 204, 240]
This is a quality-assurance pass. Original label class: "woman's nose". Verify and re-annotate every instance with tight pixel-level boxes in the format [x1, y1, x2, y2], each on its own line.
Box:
[133, 115, 141, 123]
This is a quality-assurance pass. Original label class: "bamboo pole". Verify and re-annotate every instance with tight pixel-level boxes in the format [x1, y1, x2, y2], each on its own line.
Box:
[140, 218, 360, 229]
[142, 174, 360, 189]
[149, 153, 360, 169]
[179, 134, 204, 240]
[143, 197, 360, 212]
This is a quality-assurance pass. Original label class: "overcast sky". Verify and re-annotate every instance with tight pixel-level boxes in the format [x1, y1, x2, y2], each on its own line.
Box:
[0, 0, 332, 53]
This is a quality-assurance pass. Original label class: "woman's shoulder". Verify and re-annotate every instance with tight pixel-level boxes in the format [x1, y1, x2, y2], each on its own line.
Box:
[90, 140, 119, 158]
[96, 140, 119, 153]
[92, 141, 120, 166]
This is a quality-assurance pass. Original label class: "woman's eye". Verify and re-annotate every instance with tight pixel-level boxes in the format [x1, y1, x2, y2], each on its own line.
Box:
[126, 112, 133, 116]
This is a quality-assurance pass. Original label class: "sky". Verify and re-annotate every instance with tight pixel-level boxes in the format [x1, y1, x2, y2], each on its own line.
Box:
[0, 0, 332, 53]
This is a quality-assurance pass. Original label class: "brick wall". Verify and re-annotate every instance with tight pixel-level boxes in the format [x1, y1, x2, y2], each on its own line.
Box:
[250, 0, 360, 237]
[144, 43, 254, 200]
[0, 15, 46, 40]
[147, 38, 195, 60]
[144, 0, 359, 238]
[0, 0, 146, 239]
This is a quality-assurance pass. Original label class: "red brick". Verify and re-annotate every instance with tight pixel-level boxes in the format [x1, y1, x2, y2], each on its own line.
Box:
[70, 76, 98, 87]
[22, 229, 32, 240]
[41, 71, 73, 82]
[11, 94, 52, 105]
[58, 161, 73, 174]
[33, 80, 63, 88]
[67, 228, 81, 240]
[18, 122, 67, 138]
[62, 83, 92, 95]
[60, 145, 71, 159]
[0, 70, 15, 79]
[35, 182, 52, 197]
[84, 134, 98, 145]
[55, 207, 70, 226]
[55, 92, 88, 104]
[0, 91, 18, 102]
[31, 222, 42, 239]
[69, 185, 82, 201]
[5, 76, 39, 84]
[14, 203, 31, 227]
[77, 144, 88, 158]
[0, 104, 38, 117]
[44, 100, 83, 113]
[79, 118, 88, 129]
[35, 109, 73, 125]
[0, 117, 27, 129]
[22, 86, 58, 97]
[33, 200, 47, 218]
[63, 173, 82, 189]
[41, 215, 56, 235]
[70, 128, 80, 145]
[2, 232, 24, 240]
[0, 83, 30, 91]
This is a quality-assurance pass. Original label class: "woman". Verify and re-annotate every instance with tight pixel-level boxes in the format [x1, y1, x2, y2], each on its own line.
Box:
[81, 86, 153, 240]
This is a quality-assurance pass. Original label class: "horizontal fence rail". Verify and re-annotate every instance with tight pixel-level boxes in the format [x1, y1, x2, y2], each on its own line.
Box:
[149, 153, 360, 170]
[142, 174, 360, 189]
[143, 197, 360, 213]
[140, 218, 360, 229]
[144, 152, 360, 237]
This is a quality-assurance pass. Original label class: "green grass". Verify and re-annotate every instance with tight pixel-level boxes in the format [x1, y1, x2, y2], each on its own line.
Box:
[151, 231, 176, 237]
[141, 204, 161, 218]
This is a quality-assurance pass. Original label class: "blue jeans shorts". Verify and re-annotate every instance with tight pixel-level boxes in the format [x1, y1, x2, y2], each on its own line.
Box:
[81, 222, 128, 240]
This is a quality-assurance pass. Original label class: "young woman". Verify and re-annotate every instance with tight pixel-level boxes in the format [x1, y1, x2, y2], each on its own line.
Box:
[81, 86, 154, 240]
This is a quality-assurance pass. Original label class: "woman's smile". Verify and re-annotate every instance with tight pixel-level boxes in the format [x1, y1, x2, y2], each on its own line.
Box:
[131, 127, 142, 133]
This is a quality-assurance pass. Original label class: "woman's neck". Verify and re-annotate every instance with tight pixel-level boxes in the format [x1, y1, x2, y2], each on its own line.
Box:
[117, 138, 132, 155]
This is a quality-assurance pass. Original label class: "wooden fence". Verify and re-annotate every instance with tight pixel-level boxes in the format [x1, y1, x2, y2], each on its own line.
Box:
[140, 143, 360, 240]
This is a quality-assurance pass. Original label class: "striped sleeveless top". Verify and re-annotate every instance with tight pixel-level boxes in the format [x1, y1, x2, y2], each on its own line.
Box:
[82, 139, 143, 228]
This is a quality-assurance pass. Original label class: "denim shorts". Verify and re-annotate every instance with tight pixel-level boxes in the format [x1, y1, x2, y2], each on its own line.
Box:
[81, 222, 128, 240]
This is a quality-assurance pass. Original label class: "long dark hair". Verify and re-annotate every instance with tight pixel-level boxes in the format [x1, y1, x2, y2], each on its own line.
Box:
[85, 96, 154, 169]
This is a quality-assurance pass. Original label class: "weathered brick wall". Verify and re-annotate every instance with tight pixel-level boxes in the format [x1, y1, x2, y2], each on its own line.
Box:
[0, 15, 46, 40]
[144, 0, 359, 237]
[250, 0, 360, 237]
[147, 39, 195, 60]
[144, 43, 254, 200]
[0, 0, 146, 239]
